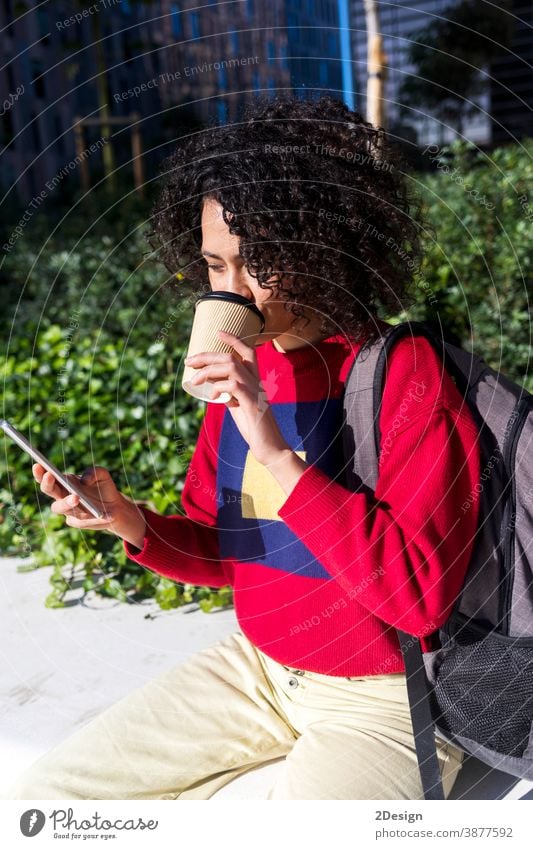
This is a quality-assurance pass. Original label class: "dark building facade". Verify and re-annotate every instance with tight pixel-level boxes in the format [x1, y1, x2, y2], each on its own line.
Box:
[489, 0, 533, 144]
[0, 0, 355, 203]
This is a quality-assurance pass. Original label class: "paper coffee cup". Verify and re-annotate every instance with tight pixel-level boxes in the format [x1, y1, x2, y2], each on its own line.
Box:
[182, 292, 265, 403]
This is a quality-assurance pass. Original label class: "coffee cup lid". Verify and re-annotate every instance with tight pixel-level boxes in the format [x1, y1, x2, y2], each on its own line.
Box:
[194, 292, 265, 332]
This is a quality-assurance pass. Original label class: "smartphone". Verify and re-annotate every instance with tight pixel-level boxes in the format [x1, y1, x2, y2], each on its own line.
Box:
[1, 419, 106, 520]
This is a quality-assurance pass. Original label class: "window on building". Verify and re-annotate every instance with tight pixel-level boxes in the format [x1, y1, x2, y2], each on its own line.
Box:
[287, 12, 298, 30]
[31, 113, 41, 150]
[1, 111, 15, 149]
[1, 160, 16, 191]
[122, 31, 133, 63]
[307, 27, 317, 49]
[6, 63, 16, 92]
[218, 65, 227, 89]
[54, 115, 65, 156]
[31, 60, 45, 99]
[190, 11, 200, 39]
[28, 166, 38, 199]
[327, 31, 338, 57]
[217, 100, 227, 123]
[3, 2, 14, 38]
[171, 3, 181, 38]
[229, 30, 239, 53]
[37, 5, 49, 43]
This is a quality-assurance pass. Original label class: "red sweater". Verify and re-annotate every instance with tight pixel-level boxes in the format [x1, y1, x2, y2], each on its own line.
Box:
[124, 327, 482, 677]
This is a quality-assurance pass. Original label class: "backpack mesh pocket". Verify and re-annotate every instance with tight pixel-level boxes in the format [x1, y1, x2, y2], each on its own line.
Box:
[432, 617, 533, 758]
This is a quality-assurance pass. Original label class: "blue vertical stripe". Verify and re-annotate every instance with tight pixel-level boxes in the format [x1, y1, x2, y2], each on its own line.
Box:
[337, 0, 355, 110]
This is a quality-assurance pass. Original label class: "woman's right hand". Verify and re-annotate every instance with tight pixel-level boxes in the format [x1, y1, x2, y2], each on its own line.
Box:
[33, 464, 147, 550]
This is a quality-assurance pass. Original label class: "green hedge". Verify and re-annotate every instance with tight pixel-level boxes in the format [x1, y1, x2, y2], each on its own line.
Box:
[0, 198, 231, 611]
[401, 138, 532, 391]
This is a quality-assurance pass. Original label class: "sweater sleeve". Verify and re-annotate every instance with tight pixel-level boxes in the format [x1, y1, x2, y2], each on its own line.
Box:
[277, 336, 482, 636]
[123, 403, 232, 588]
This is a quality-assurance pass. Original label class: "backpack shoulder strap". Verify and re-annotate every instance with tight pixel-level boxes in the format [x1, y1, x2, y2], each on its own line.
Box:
[342, 318, 478, 487]
[397, 629, 446, 800]
[342, 319, 447, 801]
[342, 325, 390, 491]
[343, 320, 435, 488]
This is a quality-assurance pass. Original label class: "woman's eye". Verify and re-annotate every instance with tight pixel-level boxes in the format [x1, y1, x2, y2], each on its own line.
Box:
[207, 264, 224, 272]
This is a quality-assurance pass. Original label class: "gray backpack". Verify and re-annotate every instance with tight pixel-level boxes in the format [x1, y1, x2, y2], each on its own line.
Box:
[342, 320, 533, 800]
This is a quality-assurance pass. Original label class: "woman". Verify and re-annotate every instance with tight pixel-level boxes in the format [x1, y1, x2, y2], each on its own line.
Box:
[9, 95, 481, 800]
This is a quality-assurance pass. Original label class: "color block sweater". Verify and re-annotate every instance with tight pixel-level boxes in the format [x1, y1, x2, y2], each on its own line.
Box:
[124, 327, 482, 677]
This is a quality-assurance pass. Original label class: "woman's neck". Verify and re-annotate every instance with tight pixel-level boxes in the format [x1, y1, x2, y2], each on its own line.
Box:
[272, 333, 329, 353]
[271, 318, 331, 352]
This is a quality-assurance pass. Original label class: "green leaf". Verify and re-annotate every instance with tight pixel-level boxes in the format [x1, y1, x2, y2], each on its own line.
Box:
[45, 591, 65, 609]
[101, 578, 128, 602]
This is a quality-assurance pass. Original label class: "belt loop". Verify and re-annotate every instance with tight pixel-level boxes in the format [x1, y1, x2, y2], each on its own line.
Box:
[283, 665, 306, 677]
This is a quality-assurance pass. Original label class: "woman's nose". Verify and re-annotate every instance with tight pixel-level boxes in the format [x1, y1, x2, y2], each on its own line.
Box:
[212, 271, 254, 301]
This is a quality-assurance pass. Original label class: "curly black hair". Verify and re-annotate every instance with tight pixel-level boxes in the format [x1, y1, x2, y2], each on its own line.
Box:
[147, 94, 424, 344]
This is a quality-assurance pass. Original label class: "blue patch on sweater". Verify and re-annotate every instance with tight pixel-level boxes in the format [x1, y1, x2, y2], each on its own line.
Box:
[216, 400, 345, 578]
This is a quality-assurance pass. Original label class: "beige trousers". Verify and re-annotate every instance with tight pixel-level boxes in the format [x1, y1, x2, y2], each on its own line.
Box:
[7, 630, 464, 800]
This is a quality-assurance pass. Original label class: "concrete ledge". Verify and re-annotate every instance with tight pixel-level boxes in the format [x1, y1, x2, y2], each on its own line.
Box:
[0, 555, 238, 797]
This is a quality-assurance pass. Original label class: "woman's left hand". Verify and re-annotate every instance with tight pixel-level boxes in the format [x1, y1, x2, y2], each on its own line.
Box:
[184, 330, 290, 467]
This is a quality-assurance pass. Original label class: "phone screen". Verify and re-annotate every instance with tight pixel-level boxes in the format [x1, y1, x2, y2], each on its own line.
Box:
[1, 419, 106, 520]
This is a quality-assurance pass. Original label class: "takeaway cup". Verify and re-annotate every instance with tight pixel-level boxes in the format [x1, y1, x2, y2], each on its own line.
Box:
[182, 292, 265, 403]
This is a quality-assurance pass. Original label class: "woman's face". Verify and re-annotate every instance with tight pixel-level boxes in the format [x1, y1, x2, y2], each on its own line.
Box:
[200, 198, 324, 348]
